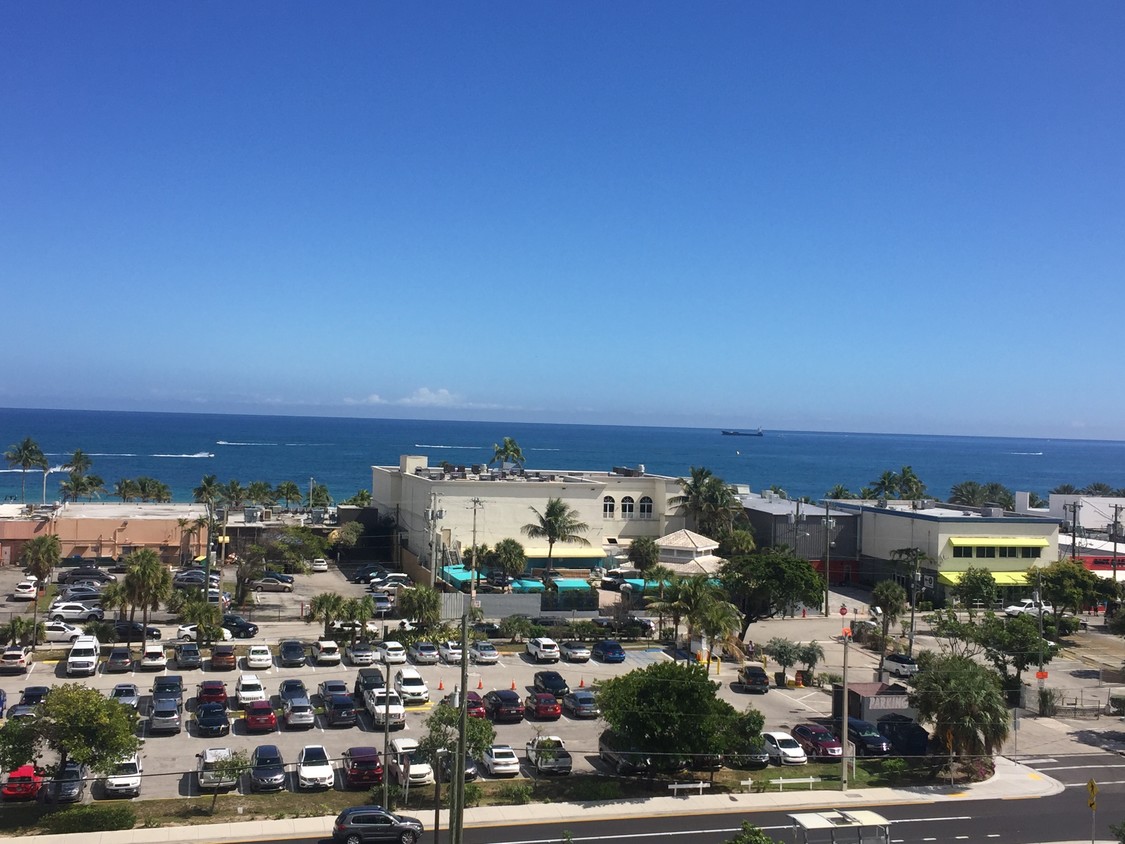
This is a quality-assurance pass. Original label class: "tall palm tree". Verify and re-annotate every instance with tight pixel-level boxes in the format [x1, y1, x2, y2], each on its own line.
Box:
[948, 481, 986, 507]
[193, 516, 209, 557]
[308, 482, 332, 508]
[491, 538, 528, 582]
[646, 575, 687, 654]
[5, 436, 47, 504]
[981, 482, 1015, 510]
[114, 478, 140, 502]
[124, 549, 173, 638]
[275, 481, 301, 510]
[99, 581, 132, 622]
[193, 474, 222, 507]
[670, 467, 715, 528]
[1, 617, 36, 646]
[308, 592, 346, 640]
[696, 599, 744, 674]
[21, 534, 60, 647]
[521, 497, 591, 574]
[626, 537, 661, 577]
[171, 589, 222, 644]
[220, 480, 246, 508]
[64, 448, 92, 477]
[345, 489, 372, 507]
[897, 466, 926, 499]
[678, 574, 725, 647]
[869, 470, 900, 500]
[490, 437, 526, 468]
[825, 484, 853, 500]
[397, 585, 442, 628]
[871, 579, 907, 675]
[339, 595, 376, 644]
[246, 481, 275, 506]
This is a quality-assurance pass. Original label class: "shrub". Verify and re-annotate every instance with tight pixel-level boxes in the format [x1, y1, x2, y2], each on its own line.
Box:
[1038, 687, 1061, 717]
[498, 781, 533, 804]
[817, 671, 843, 687]
[40, 804, 137, 834]
[880, 757, 909, 780]
[462, 781, 482, 807]
[568, 778, 622, 801]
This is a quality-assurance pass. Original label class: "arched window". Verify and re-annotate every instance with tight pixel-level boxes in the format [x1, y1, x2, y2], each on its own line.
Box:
[603, 496, 615, 519]
[639, 496, 653, 520]
[621, 496, 635, 519]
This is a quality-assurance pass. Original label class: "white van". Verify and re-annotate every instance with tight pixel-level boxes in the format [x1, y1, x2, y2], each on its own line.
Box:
[67, 635, 102, 677]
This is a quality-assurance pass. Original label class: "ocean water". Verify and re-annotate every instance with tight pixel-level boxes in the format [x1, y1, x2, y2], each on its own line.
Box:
[2, 407, 1124, 505]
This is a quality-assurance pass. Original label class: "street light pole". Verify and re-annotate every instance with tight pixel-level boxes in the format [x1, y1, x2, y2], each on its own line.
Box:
[451, 498, 481, 844]
[823, 500, 832, 616]
[907, 550, 921, 658]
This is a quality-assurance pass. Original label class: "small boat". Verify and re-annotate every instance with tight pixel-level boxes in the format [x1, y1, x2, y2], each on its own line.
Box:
[721, 428, 763, 437]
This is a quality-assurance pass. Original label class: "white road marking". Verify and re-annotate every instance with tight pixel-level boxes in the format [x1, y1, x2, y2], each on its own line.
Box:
[1039, 764, 1125, 771]
[1016, 757, 1057, 765]
[1065, 780, 1125, 786]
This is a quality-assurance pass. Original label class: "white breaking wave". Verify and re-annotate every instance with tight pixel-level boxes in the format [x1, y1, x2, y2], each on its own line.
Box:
[152, 452, 214, 459]
[413, 443, 481, 450]
[0, 465, 66, 473]
[216, 441, 279, 446]
[1008, 452, 1044, 456]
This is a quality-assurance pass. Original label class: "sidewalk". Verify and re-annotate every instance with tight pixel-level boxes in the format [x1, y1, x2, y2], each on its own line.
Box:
[13, 755, 1064, 844]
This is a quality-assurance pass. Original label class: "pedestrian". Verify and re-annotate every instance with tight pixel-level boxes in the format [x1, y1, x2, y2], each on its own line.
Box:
[747, 640, 756, 660]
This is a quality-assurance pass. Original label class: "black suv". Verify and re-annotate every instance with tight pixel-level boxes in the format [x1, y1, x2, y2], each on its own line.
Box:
[58, 567, 116, 586]
[877, 714, 930, 757]
[221, 614, 258, 639]
[482, 689, 524, 723]
[113, 620, 162, 642]
[354, 668, 386, 700]
[841, 717, 893, 756]
[533, 670, 570, 698]
[736, 665, 770, 694]
[332, 805, 424, 844]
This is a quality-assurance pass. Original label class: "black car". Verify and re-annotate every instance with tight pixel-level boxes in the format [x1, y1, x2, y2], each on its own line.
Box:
[352, 564, 389, 584]
[249, 744, 287, 793]
[195, 702, 231, 737]
[279, 679, 308, 706]
[472, 622, 501, 639]
[482, 689, 524, 723]
[877, 714, 930, 757]
[113, 620, 162, 642]
[175, 642, 202, 670]
[279, 640, 307, 667]
[598, 729, 649, 775]
[841, 717, 893, 756]
[57, 567, 116, 585]
[332, 805, 424, 844]
[533, 670, 570, 698]
[325, 694, 358, 728]
[222, 614, 259, 639]
[354, 667, 386, 700]
[736, 665, 770, 693]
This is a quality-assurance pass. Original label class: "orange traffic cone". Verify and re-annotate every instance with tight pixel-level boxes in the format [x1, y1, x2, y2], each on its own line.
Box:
[579, 677, 585, 688]
[510, 679, 517, 690]
[438, 678, 444, 691]
[477, 678, 483, 690]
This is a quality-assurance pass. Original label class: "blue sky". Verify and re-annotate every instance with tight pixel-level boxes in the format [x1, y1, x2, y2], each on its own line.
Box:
[2, 3, 1123, 439]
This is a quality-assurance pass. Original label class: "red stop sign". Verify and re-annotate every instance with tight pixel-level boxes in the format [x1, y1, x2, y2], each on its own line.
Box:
[839, 605, 848, 616]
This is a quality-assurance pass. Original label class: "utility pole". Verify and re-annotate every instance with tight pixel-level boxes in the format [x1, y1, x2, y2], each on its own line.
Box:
[907, 549, 922, 658]
[1066, 500, 1082, 560]
[840, 629, 850, 791]
[450, 498, 481, 844]
[1111, 504, 1122, 586]
[427, 493, 444, 588]
[823, 500, 832, 617]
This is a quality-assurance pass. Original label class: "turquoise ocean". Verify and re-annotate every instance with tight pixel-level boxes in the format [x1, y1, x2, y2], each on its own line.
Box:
[2, 407, 1124, 505]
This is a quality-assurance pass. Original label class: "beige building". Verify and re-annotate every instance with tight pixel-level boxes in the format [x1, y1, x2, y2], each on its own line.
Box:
[371, 455, 687, 572]
[0, 502, 209, 567]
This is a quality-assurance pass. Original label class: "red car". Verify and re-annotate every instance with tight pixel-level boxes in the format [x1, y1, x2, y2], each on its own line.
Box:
[2, 765, 43, 800]
[440, 691, 487, 718]
[341, 746, 383, 788]
[792, 723, 843, 761]
[196, 680, 229, 707]
[243, 699, 278, 732]
[524, 692, 562, 720]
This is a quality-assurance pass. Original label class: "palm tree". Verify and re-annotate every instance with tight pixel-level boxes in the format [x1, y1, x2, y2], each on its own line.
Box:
[345, 489, 372, 507]
[99, 581, 132, 622]
[869, 470, 900, 501]
[521, 497, 591, 574]
[397, 585, 442, 628]
[871, 579, 907, 675]
[193, 516, 209, 557]
[825, 484, 852, 500]
[949, 481, 986, 507]
[114, 478, 140, 502]
[64, 448, 92, 477]
[678, 575, 725, 648]
[275, 481, 301, 510]
[1, 617, 36, 646]
[670, 467, 715, 530]
[5, 436, 47, 504]
[246, 481, 275, 506]
[1049, 484, 1079, 495]
[339, 595, 376, 644]
[626, 537, 661, 577]
[171, 589, 221, 644]
[308, 592, 346, 640]
[124, 549, 173, 637]
[696, 599, 743, 674]
[897, 466, 926, 499]
[491, 538, 528, 582]
[308, 482, 332, 508]
[194, 474, 222, 507]
[490, 437, 526, 468]
[1083, 482, 1113, 496]
[220, 480, 246, 508]
[646, 575, 686, 653]
[136, 476, 170, 503]
[21, 534, 60, 647]
[981, 482, 1015, 511]
[910, 655, 1010, 760]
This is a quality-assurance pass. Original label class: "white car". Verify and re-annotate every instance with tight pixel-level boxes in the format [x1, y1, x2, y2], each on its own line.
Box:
[469, 640, 500, 664]
[12, 579, 39, 601]
[296, 744, 334, 790]
[49, 602, 103, 622]
[389, 737, 434, 786]
[393, 668, 430, 705]
[526, 637, 560, 663]
[369, 572, 412, 591]
[196, 747, 237, 790]
[236, 673, 267, 706]
[378, 641, 407, 664]
[310, 558, 329, 572]
[245, 645, 273, 670]
[177, 624, 233, 641]
[439, 641, 463, 664]
[43, 621, 82, 643]
[1, 645, 33, 673]
[330, 619, 381, 637]
[313, 640, 342, 665]
[763, 731, 808, 766]
[139, 643, 168, 671]
[104, 752, 143, 798]
[482, 744, 521, 777]
[1005, 599, 1055, 618]
[407, 641, 439, 665]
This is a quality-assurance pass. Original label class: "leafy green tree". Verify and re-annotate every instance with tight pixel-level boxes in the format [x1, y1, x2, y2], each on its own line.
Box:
[491, 538, 528, 581]
[626, 537, 661, 577]
[871, 579, 907, 675]
[417, 698, 496, 768]
[206, 750, 250, 814]
[398, 584, 442, 628]
[259, 525, 327, 572]
[954, 567, 998, 616]
[763, 638, 800, 676]
[798, 641, 825, 673]
[21, 534, 60, 646]
[521, 497, 591, 573]
[490, 437, 526, 468]
[0, 683, 140, 777]
[331, 522, 364, 561]
[5, 436, 47, 503]
[909, 655, 1010, 760]
[725, 822, 777, 844]
[977, 612, 1057, 691]
[307, 592, 346, 640]
[275, 481, 302, 509]
[719, 547, 824, 620]
[598, 661, 745, 770]
[925, 609, 983, 659]
[1037, 558, 1101, 625]
[499, 614, 532, 643]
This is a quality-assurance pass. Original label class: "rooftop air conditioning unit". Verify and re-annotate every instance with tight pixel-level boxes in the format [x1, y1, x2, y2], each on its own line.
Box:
[983, 507, 1004, 517]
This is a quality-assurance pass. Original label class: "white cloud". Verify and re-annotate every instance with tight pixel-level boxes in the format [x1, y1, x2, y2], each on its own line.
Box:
[343, 394, 387, 406]
[396, 387, 459, 407]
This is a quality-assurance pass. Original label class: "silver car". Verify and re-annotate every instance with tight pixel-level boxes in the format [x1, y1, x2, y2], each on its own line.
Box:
[405, 641, 436, 664]
[148, 698, 182, 734]
[559, 641, 591, 662]
[284, 696, 316, 730]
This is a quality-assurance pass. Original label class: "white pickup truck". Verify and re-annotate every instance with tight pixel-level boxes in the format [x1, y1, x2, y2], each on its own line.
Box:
[1004, 599, 1054, 618]
[364, 689, 406, 729]
[525, 736, 573, 775]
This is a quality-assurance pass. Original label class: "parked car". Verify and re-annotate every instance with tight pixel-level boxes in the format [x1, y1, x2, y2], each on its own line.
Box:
[0, 646, 33, 674]
[378, 641, 407, 664]
[598, 729, 649, 775]
[346, 641, 377, 665]
[43, 621, 82, 643]
[246, 645, 273, 670]
[472, 621, 501, 638]
[211, 644, 238, 671]
[279, 678, 309, 706]
[533, 670, 570, 698]
[196, 680, 229, 706]
[148, 697, 182, 734]
[331, 619, 381, 638]
[50, 602, 103, 623]
[151, 674, 185, 706]
[284, 696, 316, 729]
[103, 752, 143, 798]
[439, 640, 464, 664]
[249, 744, 286, 792]
[8, 686, 50, 720]
[525, 692, 562, 720]
[196, 747, 237, 790]
[177, 623, 232, 642]
[354, 667, 386, 699]
[482, 744, 521, 777]
[296, 744, 335, 790]
[370, 591, 394, 616]
[559, 641, 591, 662]
[12, 579, 38, 601]
[279, 639, 307, 666]
[175, 642, 202, 670]
[244, 699, 279, 733]
[318, 679, 350, 700]
[47, 761, 88, 803]
[262, 569, 295, 584]
[251, 576, 293, 593]
[352, 563, 389, 583]
[792, 723, 842, 761]
[2, 765, 43, 800]
[236, 673, 267, 707]
[762, 731, 808, 765]
[389, 737, 433, 786]
[222, 614, 259, 639]
[877, 713, 930, 757]
[331, 805, 423, 844]
[113, 620, 162, 642]
[840, 717, 893, 756]
[393, 668, 430, 705]
[736, 665, 770, 693]
[1005, 598, 1054, 618]
[104, 646, 133, 673]
[884, 653, 919, 679]
[313, 640, 342, 665]
[440, 690, 487, 718]
[310, 557, 329, 572]
[526, 637, 560, 663]
[57, 567, 115, 586]
[591, 640, 626, 663]
[561, 690, 600, 719]
[341, 747, 383, 788]
[325, 693, 359, 727]
[483, 689, 525, 723]
[66, 635, 101, 676]
[139, 643, 169, 671]
[469, 640, 499, 664]
[109, 683, 141, 710]
[407, 641, 439, 665]
[195, 701, 231, 737]
[364, 689, 406, 729]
